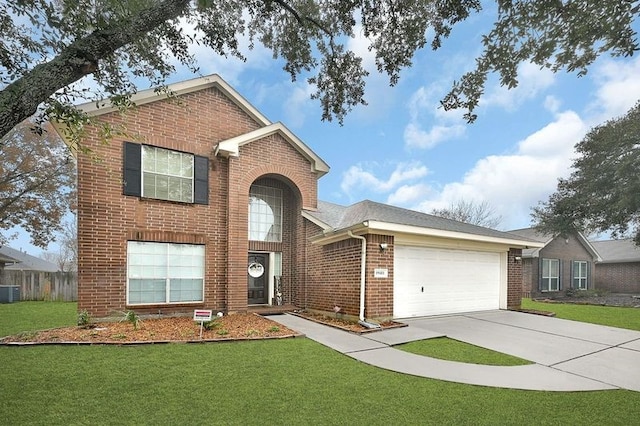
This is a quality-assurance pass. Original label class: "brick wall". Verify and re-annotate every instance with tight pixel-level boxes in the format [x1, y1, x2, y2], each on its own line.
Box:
[507, 248, 523, 309]
[302, 224, 395, 320]
[595, 262, 640, 293]
[76, 86, 318, 318]
[303, 223, 363, 317]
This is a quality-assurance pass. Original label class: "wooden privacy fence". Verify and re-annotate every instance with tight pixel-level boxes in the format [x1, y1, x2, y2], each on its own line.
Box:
[0, 270, 77, 301]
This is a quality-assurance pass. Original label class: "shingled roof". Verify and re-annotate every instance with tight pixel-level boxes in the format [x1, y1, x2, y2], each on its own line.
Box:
[304, 200, 541, 246]
[590, 239, 640, 263]
[0, 246, 59, 272]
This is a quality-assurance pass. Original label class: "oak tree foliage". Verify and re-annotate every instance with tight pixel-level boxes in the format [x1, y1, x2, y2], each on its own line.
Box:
[532, 102, 640, 245]
[1, 0, 638, 146]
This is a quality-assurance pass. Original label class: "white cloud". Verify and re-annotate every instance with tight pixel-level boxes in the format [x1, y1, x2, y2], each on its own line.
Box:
[403, 84, 468, 149]
[412, 110, 587, 229]
[387, 183, 433, 205]
[404, 122, 466, 149]
[340, 162, 429, 199]
[282, 83, 315, 128]
[348, 24, 377, 75]
[481, 62, 556, 111]
[588, 56, 640, 122]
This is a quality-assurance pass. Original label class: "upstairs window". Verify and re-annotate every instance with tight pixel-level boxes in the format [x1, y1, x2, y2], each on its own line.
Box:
[541, 258, 560, 292]
[142, 146, 194, 203]
[249, 185, 282, 242]
[123, 142, 208, 204]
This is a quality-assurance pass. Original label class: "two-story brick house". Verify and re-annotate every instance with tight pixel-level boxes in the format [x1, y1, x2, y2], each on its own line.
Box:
[54, 74, 540, 321]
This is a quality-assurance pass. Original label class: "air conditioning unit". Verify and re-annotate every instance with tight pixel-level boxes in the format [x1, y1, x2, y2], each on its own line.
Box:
[0, 285, 20, 303]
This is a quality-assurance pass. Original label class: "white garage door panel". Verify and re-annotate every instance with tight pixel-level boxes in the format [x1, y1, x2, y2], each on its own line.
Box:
[394, 246, 501, 318]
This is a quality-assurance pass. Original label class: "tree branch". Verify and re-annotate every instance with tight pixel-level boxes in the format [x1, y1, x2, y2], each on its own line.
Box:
[0, 0, 191, 138]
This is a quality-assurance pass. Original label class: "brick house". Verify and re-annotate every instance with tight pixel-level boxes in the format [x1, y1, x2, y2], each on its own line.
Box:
[508, 228, 601, 298]
[54, 74, 541, 320]
[591, 239, 640, 294]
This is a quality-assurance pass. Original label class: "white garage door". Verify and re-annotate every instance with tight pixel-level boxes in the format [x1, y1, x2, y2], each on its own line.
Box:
[394, 245, 502, 318]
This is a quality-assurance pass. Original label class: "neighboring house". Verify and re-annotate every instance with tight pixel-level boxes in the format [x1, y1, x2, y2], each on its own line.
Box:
[591, 239, 640, 294]
[508, 228, 601, 298]
[52, 74, 541, 320]
[0, 251, 19, 265]
[0, 246, 59, 273]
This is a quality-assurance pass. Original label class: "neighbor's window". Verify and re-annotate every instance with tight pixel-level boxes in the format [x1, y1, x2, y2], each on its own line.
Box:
[249, 185, 282, 242]
[127, 241, 204, 304]
[573, 261, 588, 290]
[541, 258, 560, 292]
[142, 145, 194, 203]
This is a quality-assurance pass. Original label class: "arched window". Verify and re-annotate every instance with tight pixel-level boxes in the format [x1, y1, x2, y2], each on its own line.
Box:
[248, 185, 282, 242]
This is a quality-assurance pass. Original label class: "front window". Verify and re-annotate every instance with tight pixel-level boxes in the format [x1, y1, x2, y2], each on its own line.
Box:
[249, 185, 282, 242]
[127, 242, 204, 304]
[573, 261, 588, 290]
[541, 258, 560, 292]
[142, 145, 194, 203]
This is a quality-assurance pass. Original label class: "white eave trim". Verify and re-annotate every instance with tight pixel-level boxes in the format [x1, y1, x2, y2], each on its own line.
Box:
[71, 74, 271, 126]
[577, 232, 603, 262]
[308, 220, 545, 248]
[215, 122, 330, 177]
[301, 210, 333, 231]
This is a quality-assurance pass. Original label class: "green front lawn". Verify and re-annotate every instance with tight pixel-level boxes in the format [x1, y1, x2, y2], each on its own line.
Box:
[2, 301, 640, 425]
[0, 301, 77, 337]
[522, 298, 640, 331]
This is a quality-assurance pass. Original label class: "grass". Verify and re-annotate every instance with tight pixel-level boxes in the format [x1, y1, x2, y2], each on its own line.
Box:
[2, 301, 640, 425]
[397, 337, 532, 366]
[522, 298, 640, 331]
[0, 301, 77, 337]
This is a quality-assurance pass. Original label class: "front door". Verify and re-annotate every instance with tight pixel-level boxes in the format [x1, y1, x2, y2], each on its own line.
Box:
[248, 253, 269, 304]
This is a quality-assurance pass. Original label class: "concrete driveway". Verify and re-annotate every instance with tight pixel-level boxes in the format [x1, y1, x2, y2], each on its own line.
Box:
[271, 310, 640, 391]
[399, 310, 640, 392]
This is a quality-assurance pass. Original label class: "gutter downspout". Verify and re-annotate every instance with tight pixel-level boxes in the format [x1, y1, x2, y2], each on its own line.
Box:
[348, 231, 367, 321]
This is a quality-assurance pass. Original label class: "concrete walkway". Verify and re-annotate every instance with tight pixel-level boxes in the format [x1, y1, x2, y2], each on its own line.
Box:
[270, 311, 640, 392]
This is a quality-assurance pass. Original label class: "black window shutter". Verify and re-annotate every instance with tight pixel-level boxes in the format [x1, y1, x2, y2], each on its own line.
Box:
[194, 155, 209, 205]
[123, 142, 141, 196]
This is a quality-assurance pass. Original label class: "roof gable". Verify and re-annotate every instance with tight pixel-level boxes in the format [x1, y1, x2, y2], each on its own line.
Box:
[508, 228, 601, 261]
[73, 74, 271, 125]
[215, 122, 329, 177]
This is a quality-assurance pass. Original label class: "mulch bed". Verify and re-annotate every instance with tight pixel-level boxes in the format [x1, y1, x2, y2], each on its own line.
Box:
[293, 311, 406, 334]
[1, 313, 299, 345]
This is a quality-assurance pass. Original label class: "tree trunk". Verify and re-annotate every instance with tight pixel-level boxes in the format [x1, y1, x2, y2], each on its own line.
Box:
[0, 0, 191, 139]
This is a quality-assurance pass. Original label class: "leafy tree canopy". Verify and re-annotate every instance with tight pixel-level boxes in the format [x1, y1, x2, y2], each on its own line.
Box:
[532, 101, 640, 245]
[431, 199, 503, 229]
[0, 121, 76, 248]
[1, 0, 639, 147]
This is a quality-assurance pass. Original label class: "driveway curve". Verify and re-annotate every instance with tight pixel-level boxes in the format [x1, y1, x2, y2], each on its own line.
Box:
[270, 311, 640, 392]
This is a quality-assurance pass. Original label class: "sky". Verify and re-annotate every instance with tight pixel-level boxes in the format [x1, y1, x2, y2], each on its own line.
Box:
[8, 5, 640, 256]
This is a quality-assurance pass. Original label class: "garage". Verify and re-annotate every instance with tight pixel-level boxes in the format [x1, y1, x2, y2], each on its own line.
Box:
[394, 245, 503, 318]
